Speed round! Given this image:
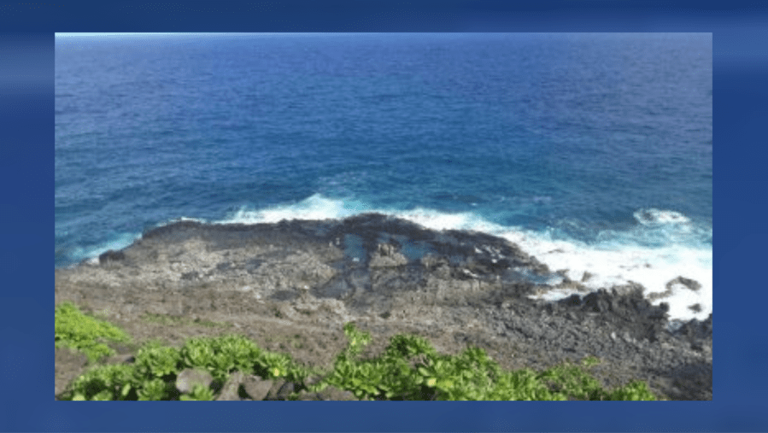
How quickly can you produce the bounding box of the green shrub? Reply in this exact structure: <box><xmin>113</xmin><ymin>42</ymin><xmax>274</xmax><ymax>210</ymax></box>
<box><xmin>55</xmin><ymin>302</ymin><xmax>130</xmax><ymax>362</ymax></box>
<box><xmin>340</xmin><ymin>322</ymin><xmax>372</xmax><ymax>359</ymax></box>
<box><xmin>134</xmin><ymin>341</ymin><xmax>182</xmax><ymax>378</ymax></box>
<box><xmin>66</xmin><ymin>364</ymin><xmax>137</xmax><ymax>401</ymax></box>
<box><xmin>489</xmin><ymin>368</ymin><xmax>564</xmax><ymax>401</ymax></box>
<box><xmin>180</xmin><ymin>334</ymin><xmax>262</xmax><ymax>381</ymax></box>
<box><xmin>323</xmin><ymin>324</ymin><xmax>391</xmax><ymax>399</ymax></box>
<box><xmin>254</xmin><ymin>351</ymin><xmax>292</xmax><ymax>379</ymax></box>
<box><xmin>314</xmin><ymin>323</ymin><xmax>658</xmax><ymax>401</ymax></box>
<box><xmin>608</xmin><ymin>380</ymin><xmax>658</xmax><ymax>401</ymax></box>
<box><xmin>215</xmin><ymin>334</ymin><xmax>263</xmax><ymax>374</ymax></box>
<box><xmin>384</xmin><ymin>333</ymin><xmax>437</xmax><ymax>359</ymax></box>
<box><xmin>179</xmin><ymin>337</ymin><xmax>217</xmax><ymax>372</ymax></box>
<box><xmin>539</xmin><ymin>362</ymin><xmax>608</xmax><ymax>400</ymax></box>
<box><xmin>137</xmin><ymin>378</ymin><xmax>171</xmax><ymax>401</ymax></box>
<box><xmin>59</xmin><ymin>314</ymin><xmax>659</xmax><ymax>401</ymax></box>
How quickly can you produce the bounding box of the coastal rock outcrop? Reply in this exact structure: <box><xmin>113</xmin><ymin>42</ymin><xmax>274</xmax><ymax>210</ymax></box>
<box><xmin>55</xmin><ymin>213</ymin><xmax>712</xmax><ymax>400</ymax></box>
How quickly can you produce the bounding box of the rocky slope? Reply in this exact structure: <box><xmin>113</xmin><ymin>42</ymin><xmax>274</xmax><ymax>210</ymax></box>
<box><xmin>55</xmin><ymin>213</ymin><xmax>712</xmax><ymax>400</ymax></box>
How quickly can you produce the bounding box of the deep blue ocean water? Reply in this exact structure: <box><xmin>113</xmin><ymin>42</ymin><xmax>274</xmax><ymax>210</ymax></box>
<box><xmin>55</xmin><ymin>33</ymin><xmax>712</xmax><ymax>321</ymax></box>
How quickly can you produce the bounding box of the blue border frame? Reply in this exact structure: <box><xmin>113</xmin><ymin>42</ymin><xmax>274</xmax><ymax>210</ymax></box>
<box><xmin>2</xmin><ymin>1</ymin><xmax>767</xmax><ymax>431</ymax></box>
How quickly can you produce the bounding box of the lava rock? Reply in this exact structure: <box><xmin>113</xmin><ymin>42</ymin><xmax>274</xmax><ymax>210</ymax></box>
<box><xmin>99</xmin><ymin>249</ymin><xmax>125</xmax><ymax>264</ymax></box>
<box><xmin>369</xmin><ymin>243</ymin><xmax>408</xmax><ymax>268</ymax></box>
<box><xmin>666</xmin><ymin>276</ymin><xmax>702</xmax><ymax>292</ymax></box>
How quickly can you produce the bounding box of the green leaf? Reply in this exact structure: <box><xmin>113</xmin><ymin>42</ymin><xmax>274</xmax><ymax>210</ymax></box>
<box><xmin>135</xmin><ymin>341</ymin><xmax>181</xmax><ymax>378</ymax></box>
<box><xmin>91</xmin><ymin>390</ymin><xmax>114</xmax><ymax>401</ymax></box>
<box><xmin>137</xmin><ymin>378</ymin><xmax>168</xmax><ymax>401</ymax></box>
<box><xmin>120</xmin><ymin>383</ymin><xmax>132</xmax><ymax>399</ymax></box>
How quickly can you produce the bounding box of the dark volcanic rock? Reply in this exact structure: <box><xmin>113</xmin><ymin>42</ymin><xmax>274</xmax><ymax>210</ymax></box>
<box><xmin>552</xmin><ymin>285</ymin><xmax>670</xmax><ymax>342</ymax></box>
<box><xmin>667</xmin><ymin>276</ymin><xmax>702</xmax><ymax>292</ymax></box>
<box><xmin>99</xmin><ymin>249</ymin><xmax>125</xmax><ymax>264</ymax></box>
<box><xmin>55</xmin><ymin>213</ymin><xmax>712</xmax><ymax>400</ymax></box>
<box><xmin>673</xmin><ymin>313</ymin><xmax>713</xmax><ymax>342</ymax></box>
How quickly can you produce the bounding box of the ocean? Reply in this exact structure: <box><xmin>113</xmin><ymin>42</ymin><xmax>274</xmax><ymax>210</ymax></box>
<box><xmin>55</xmin><ymin>33</ymin><xmax>712</xmax><ymax>322</ymax></box>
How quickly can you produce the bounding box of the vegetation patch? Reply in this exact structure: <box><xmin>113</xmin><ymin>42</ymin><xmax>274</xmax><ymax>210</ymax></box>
<box><xmin>314</xmin><ymin>323</ymin><xmax>657</xmax><ymax>401</ymax></box>
<box><xmin>55</xmin><ymin>302</ymin><xmax>130</xmax><ymax>362</ymax></box>
<box><xmin>60</xmin><ymin>332</ymin><xmax>318</xmax><ymax>401</ymax></box>
<box><xmin>58</xmin><ymin>313</ymin><xmax>657</xmax><ymax>401</ymax></box>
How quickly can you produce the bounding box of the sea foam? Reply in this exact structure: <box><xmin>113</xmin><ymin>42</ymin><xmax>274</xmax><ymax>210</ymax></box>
<box><xmin>70</xmin><ymin>194</ymin><xmax>711</xmax><ymax>322</ymax></box>
<box><xmin>214</xmin><ymin>195</ymin><xmax>712</xmax><ymax>322</ymax></box>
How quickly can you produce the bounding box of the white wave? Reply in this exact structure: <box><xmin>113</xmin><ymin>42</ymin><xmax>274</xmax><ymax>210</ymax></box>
<box><xmin>178</xmin><ymin>216</ymin><xmax>207</xmax><ymax>223</ymax></box>
<box><xmin>395</xmin><ymin>206</ymin><xmax>712</xmax><ymax>322</ymax></box>
<box><xmin>634</xmin><ymin>208</ymin><xmax>691</xmax><ymax>226</ymax></box>
<box><xmin>396</xmin><ymin>208</ymin><xmax>496</xmax><ymax>232</ymax></box>
<box><xmin>508</xmin><ymin>231</ymin><xmax>712</xmax><ymax>322</ymax></box>
<box><xmin>73</xmin><ymin>196</ymin><xmax>710</xmax><ymax>322</ymax></box>
<box><xmin>217</xmin><ymin>194</ymin><xmax>371</xmax><ymax>224</ymax></box>
<box><xmin>206</xmin><ymin>196</ymin><xmax>712</xmax><ymax>321</ymax></box>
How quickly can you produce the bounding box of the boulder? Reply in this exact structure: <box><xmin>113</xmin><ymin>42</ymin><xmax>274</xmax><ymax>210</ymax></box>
<box><xmin>316</xmin><ymin>386</ymin><xmax>357</xmax><ymax>401</ymax></box>
<box><xmin>273</xmin><ymin>381</ymin><xmax>296</xmax><ymax>400</ymax></box>
<box><xmin>296</xmin><ymin>386</ymin><xmax>358</xmax><ymax>401</ymax></box>
<box><xmin>666</xmin><ymin>276</ymin><xmax>701</xmax><ymax>292</ymax></box>
<box><xmin>176</xmin><ymin>368</ymin><xmax>213</xmax><ymax>394</ymax></box>
<box><xmin>369</xmin><ymin>243</ymin><xmax>408</xmax><ymax>268</ymax></box>
<box><xmin>265</xmin><ymin>379</ymin><xmax>288</xmax><ymax>400</ymax></box>
<box><xmin>216</xmin><ymin>371</ymin><xmax>245</xmax><ymax>401</ymax></box>
<box><xmin>241</xmin><ymin>375</ymin><xmax>273</xmax><ymax>401</ymax></box>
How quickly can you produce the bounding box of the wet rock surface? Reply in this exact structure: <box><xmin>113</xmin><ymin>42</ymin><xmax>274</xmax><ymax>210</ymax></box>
<box><xmin>55</xmin><ymin>213</ymin><xmax>712</xmax><ymax>400</ymax></box>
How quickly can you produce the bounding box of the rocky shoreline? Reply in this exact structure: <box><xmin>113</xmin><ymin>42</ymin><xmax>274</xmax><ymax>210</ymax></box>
<box><xmin>55</xmin><ymin>213</ymin><xmax>712</xmax><ymax>400</ymax></box>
